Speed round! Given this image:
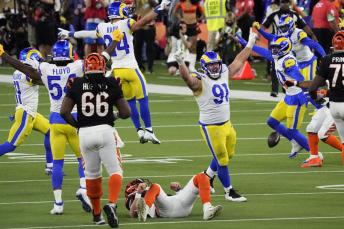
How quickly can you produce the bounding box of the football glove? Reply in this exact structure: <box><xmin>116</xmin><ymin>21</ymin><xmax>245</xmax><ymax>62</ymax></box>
<box><xmin>252</xmin><ymin>21</ymin><xmax>261</xmax><ymax>30</ymax></box>
<box><xmin>174</xmin><ymin>50</ymin><xmax>185</xmax><ymax>65</ymax></box>
<box><xmin>154</xmin><ymin>0</ymin><xmax>171</xmax><ymax>13</ymax></box>
<box><xmin>246</xmin><ymin>28</ymin><xmax>258</xmax><ymax>48</ymax></box>
<box><xmin>112</xmin><ymin>29</ymin><xmax>124</xmax><ymax>42</ymax></box>
<box><xmin>0</xmin><ymin>43</ymin><xmax>4</xmax><ymax>56</ymax></box>
<box><xmin>58</xmin><ymin>28</ymin><xmax>72</xmax><ymax>39</ymax></box>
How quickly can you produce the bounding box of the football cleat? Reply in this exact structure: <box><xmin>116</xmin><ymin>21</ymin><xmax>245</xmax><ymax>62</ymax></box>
<box><xmin>137</xmin><ymin>128</ymin><xmax>147</xmax><ymax>144</ymax></box>
<box><xmin>225</xmin><ymin>189</ymin><xmax>247</xmax><ymax>202</ymax></box>
<box><xmin>93</xmin><ymin>213</ymin><xmax>106</xmax><ymax>225</ymax></box>
<box><xmin>301</xmin><ymin>156</ymin><xmax>323</xmax><ymax>168</ymax></box>
<box><xmin>76</xmin><ymin>188</ymin><xmax>92</xmax><ymax>213</ymax></box>
<box><xmin>103</xmin><ymin>203</ymin><xmax>119</xmax><ymax>228</ymax></box>
<box><xmin>267</xmin><ymin>131</ymin><xmax>280</xmax><ymax>148</ymax></box>
<box><xmin>143</xmin><ymin>129</ymin><xmax>161</xmax><ymax>144</ymax></box>
<box><xmin>288</xmin><ymin>141</ymin><xmax>303</xmax><ymax>158</ymax></box>
<box><xmin>203</xmin><ymin>205</ymin><xmax>223</xmax><ymax>220</ymax></box>
<box><xmin>137</xmin><ymin>198</ymin><xmax>149</xmax><ymax>222</ymax></box>
<box><xmin>50</xmin><ymin>202</ymin><xmax>64</xmax><ymax>215</ymax></box>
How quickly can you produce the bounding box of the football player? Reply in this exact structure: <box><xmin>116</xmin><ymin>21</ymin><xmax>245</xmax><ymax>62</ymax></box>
<box><xmin>237</xmin><ymin>35</ymin><xmax>310</xmax><ymax>158</ymax></box>
<box><xmin>60</xmin><ymin>52</ymin><xmax>130</xmax><ymax>227</ymax></box>
<box><xmin>58</xmin><ymin>0</ymin><xmax>171</xmax><ymax>144</ymax></box>
<box><xmin>0</xmin><ymin>48</ymin><xmax>53</xmax><ymax>175</ymax></box>
<box><xmin>173</xmin><ymin>29</ymin><xmax>259</xmax><ymax>202</ymax></box>
<box><xmin>125</xmin><ymin>172</ymin><xmax>222</xmax><ymax>221</ymax></box>
<box><xmin>308</xmin><ymin>31</ymin><xmax>344</xmax><ymax>164</ymax></box>
<box><xmin>0</xmin><ymin>30</ymin><xmax>122</xmax><ymax>215</ymax></box>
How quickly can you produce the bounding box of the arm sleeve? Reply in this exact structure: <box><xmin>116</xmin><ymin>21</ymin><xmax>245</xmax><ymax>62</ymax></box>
<box><xmin>74</xmin><ymin>30</ymin><xmax>99</xmax><ymax>39</ymax></box>
<box><xmin>283</xmin><ymin>58</ymin><xmax>304</xmax><ymax>81</ymax></box>
<box><xmin>300</xmin><ymin>37</ymin><xmax>326</xmax><ymax>58</ymax></box>
<box><xmin>258</xmin><ymin>28</ymin><xmax>276</xmax><ymax>42</ymax></box>
<box><xmin>262</xmin><ymin>14</ymin><xmax>273</xmax><ymax>28</ymax></box>
<box><xmin>236</xmin><ymin>35</ymin><xmax>273</xmax><ymax>61</ymax></box>
<box><xmin>65</xmin><ymin>78</ymin><xmax>77</xmax><ymax>101</ymax></box>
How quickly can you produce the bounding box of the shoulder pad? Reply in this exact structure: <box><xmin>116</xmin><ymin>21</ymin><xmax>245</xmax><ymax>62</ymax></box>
<box><xmin>128</xmin><ymin>18</ymin><xmax>136</xmax><ymax>30</ymax></box>
<box><xmin>283</xmin><ymin>57</ymin><xmax>297</xmax><ymax>69</ymax></box>
<box><xmin>298</xmin><ymin>31</ymin><xmax>307</xmax><ymax>41</ymax></box>
<box><xmin>190</xmin><ymin>71</ymin><xmax>204</xmax><ymax>80</ymax></box>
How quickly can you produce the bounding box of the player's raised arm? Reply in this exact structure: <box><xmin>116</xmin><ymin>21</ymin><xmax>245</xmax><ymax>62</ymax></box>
<box><xmin>0</xmin><ymin>44</ymin><xmax>41</xmax><ymax>81</ymax></box>
<box><xmin>101</xmin><ymin>29</ymin><xmax>124</xmax><ymax>61</ymax></box>
<box><xmin>58</xmin><ymin>28</ymin><xmax>98</xmax><ymax>40</ymax></box>
<box><xmin>130</xmin><ymin>0</ymin><xmax>170</xmax><ymax>33</ymax></box>
<box><xmin>228</xmin><ymin>30</ymin><xmax>258</xmax><ymax>78</ymax></box>
<box><xmin>174</xmin><ymin>50</ymin><xmax>202</xmax><ymax>93</ymax></box>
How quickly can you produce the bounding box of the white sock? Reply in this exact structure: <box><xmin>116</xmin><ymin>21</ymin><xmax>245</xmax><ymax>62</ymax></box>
<box><xmin>205</xmin><ymin>167</ymin><xmax>217</xmax><ymax>178</ymax></box>
<box><xmin>46</xmin><ymin>163</ymin><xmax>53</xmax><ymax>168</ymax></box>
<box><xmin>53</xmin><ymin>189</ymin><xmax>63</xmax><ymax>204</ymax></box>
<box><xmin>80</xmin><ymin>177</ymin><xmax>86</xmax><ymax>189</ymax></box>
<box><xmin>203</xmin><ymin>202</ymin><xmax>211</xmax><ymax>211</ymax></box>
<box><xmin>188</xmin><ymin>53</ymin><xmax>197</xmax><ymax>72</ymax></box>
<box><xmin>224</xmin><ymin>186</ymin><xmax>232</xmax><ymax>193</ymax></box>
<box><xmin>145</xmin><ymin>127</ymin><xmax>153</xmax><ymax>132</ymax></box>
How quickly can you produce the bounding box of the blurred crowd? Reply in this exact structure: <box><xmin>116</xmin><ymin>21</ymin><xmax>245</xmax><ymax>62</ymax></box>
<box><xmin>0</xmin><ymin>0</ymin><xmax>344</xmax><ymax>74</ymax></box>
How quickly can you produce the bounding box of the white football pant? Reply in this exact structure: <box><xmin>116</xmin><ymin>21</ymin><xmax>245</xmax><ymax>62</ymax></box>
<box><xmin>329</xmin><ymin>102</ymin><xmax>344</xmax><ymax>143</ymax></box>
<box><xmin>306</xmin><ymin>106</ymin><xmax>335</xmax><ymax>139</ymax></box>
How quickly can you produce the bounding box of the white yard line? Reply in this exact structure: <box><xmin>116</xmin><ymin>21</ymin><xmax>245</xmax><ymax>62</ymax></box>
<box><xmin>4</xmin><ymin>216</ymin><xmax>344</xmax><ymax>229</ymax></box>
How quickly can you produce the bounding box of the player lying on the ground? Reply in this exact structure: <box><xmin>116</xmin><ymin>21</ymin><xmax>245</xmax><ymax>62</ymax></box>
<box><xmin>125</xmin><ymin>172</ymin><xmax>222</xmax><ymax>222</ymax></box>
<box><xmin>0</xmin><ymin>47</ymin><xmax>53</xmax><ymax>175</ymax></box>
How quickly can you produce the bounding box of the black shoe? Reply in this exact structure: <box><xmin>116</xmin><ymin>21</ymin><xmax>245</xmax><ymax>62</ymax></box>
<box><xmin>93</xmin><ymin>212</ymin><xmax>106</xmax><ymax>225</ymax></box>
<box><xmin>103</xmin><ymin>204</ymin><xmax>119</xmax><ymax>228</ymax></box>
<box><xmin>270</xmin><ymin>92</ymin><xmax>278</xmax><ymax>97</ymax></box>
<box><xmin>225</xmin><ymin>189</ymin><xmax>247</xmax><ymax>202</ymax></box>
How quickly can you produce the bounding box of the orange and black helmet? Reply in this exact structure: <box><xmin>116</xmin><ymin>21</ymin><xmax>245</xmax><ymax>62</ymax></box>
<box><xmin>84</xmin><ymin>53</ymin><xmax>106</xmax><ymax>74</ymax></box>
<box><xmin>332</xmin><ymin>31</ymin><xmax>344</xmax><ymax>51</ymax></box>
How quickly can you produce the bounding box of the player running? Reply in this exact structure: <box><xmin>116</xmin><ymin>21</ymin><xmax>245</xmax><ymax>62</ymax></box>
<box><xmin>0</xmin><ymin>30</ymin><xmax>122</xmax><ymax>214</ymax></box>
<box><xmin>0</xmin><ymin>48</ymin><xmax>53</xmax><ymax>175</ymax></box>
<box><xmin>173</xmin><ymin>29</ymin><xmax>258</xmax><ymax>202</ymax></box>
<box><xmin>58</xmin><ymin>0</ymin><xmax>170</xmax><ymax>144</ymax></box>
<box><xmin>125</xmin><ymin>172</ymin><xmax>222</xmax><ymax>221</ymax></box>
<box><xmin>60</xmin><ymin>53</ymin><xmax>130</xmax><ymax>227</ymax></box>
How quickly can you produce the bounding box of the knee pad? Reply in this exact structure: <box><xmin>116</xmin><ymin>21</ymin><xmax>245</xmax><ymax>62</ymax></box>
<box><xmin>267</xmin><ymin>117</ymin><xmax>280</xmax><ymax>129</ymax></box>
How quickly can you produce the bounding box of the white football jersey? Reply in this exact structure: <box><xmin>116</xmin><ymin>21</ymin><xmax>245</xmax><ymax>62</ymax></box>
<box><xmin>194</xmin><ymin>64</ymin><xmax>230</xmax><ymax>125</ymax></box>
<box><xmin>275</xmin><ymin>54</ymin><xmax>303</xmax><ymax>96</ymax></box>
<box><xmin>290</xmin><ymin>28</ymin><xmax>314</xmax><ymax>63</ymax></box>
<box><xmin>12</xmin><ymin>70</ymin><xmax>39</xmax><ymax>117</ymax></box>
<box><xmin>96</xmin><ymin>19</ymin><xmax>138</xmax><ymax>69</ymax></box>
<box><xmin>39</xmin><ymin>60</ymin><xmax>83</xmax><ymax>113</ymax></box>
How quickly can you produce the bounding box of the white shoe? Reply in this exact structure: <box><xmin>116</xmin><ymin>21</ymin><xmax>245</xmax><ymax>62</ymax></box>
<box><xmin>137</xmin><ymin>198</ymin><xmax>149</xmax><ymax>222</ymax></box>
<box><xmin>288</xmin><ymin>141</ymin><xmax>303</xmax><ymax>158</ymax></box>
<box><xmin>50</xmin><ymin>202</ymin><xmax>64</xmax><ymax>215</ymax></box>
<box><xmin>225</xmin><ymin>189</ymin><xmax>247</xmax><ymax>202</ymax></box>
<box><xmin>143</xmin><ymin>129</ymin><xmax>161</xmax><ymax>144</ymax></box>
<box><xmin>76</xmin><ymin>188</ymin><xmax>92</xmax><ymax>213</ymax></box>
<box><xmin>203</xmin><ymin>205</ymin><xmax>223</xmax><ymax>220</ymax></box>
<box><xmin>137</xmin><ymin>128</ymin><xmax>147</xmax><ymax>144</ymax></box>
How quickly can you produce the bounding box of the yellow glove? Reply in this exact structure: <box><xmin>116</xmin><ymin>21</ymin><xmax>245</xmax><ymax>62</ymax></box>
<box><xmin>0</xmin><ymin>44</ymin><xmax>4</xmax><ymax>57</ymax></box>
<box><xmin>339</xmin><ymin>18</ymin><xmax>344</xmax><ymax>30</ymax></box>
<box><xmin>252</xmin><ymin>21</ymin><xmax>261</xmax><ymax>30</ymax></box>
<box><xmin>112</xmin><ymin>29</ymin><xmax>124</xmax><ymax>42</ymax></box>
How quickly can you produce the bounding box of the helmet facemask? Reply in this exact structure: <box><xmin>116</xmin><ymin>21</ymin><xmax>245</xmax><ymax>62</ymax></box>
<box><xmin>204</xmin><ymin>62</ymin><xmax>222</xmax><ymax>80</ymax></box>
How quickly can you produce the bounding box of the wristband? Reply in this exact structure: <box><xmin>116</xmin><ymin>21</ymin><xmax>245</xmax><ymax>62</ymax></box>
<box><xmin>135</xmin><ymin>193</ymin><xmax>142</xmax><ymax>199</ymax></box>
<box><xmin>153</xmin><ymin>5</ymin><xmax>161</xmax><ymax>14</ymax></box>
<box><xmin>68</xmin><ymin>32</ymin><xmax>75</xmax><ymax>38</ymax></box>
<box><xmin>101</xmin><ymin>51</ymin><xmax>111</xmax><ymax>62</ymax></box>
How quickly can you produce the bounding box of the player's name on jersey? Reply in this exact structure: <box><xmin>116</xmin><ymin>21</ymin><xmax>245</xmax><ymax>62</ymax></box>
<box><xmin>332</xmin><ymin>57</ymin><xmax>344</xmax><ymax>62</ymax></box>
<box><xmin>52</xmin><ymin>67</ymin><xmax>71</xmax><ymax>75</ymax></box>
<box><xmin>13</xmin><ymin>73</ymin><xmax>22</xmax><ymax>80</ymax></box>
<box><xmin>106</xmin><ymin>25</ymin><xmax>120</xmax><ymax>34</ymax></box>
<box><xmin>82</xmin><ymin>83</ymin><xmax>109</xmax><ymax>90</ymax></box>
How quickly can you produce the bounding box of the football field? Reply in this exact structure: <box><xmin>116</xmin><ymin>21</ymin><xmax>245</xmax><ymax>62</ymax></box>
<box><xmin>1</xmin><ymin>63</ymin><xmax>344</xmax><ymax>229</ymax></box>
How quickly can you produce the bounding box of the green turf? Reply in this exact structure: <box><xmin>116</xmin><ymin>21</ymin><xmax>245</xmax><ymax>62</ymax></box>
<box><xmin>0</xmin><ymin>62</ymin><xmax>344</xmax><ymax>229</ymax></box>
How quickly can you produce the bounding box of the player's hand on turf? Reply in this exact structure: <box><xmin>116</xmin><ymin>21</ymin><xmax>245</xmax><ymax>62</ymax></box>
<box><xmin>252</xmin><ymin>21</ymin><xmax>261</xmax><ymax>30</ymax></box>
<box><xmin>58</xmin><ymin>28</ymin><xmax>70</xmax><ymax>39</ymax></box>
<box><xmin>112</xmin><ymin>29</ymin><xmax>124</xmax><ymax>42</ymax></box>
<box><xmin>170</xmin><ymin>182</ymin><xmax>182</xmax><ymax>192</ymax></box>
<box><xmin>0</xmin><ymin>43</ymin><xmax>4</xmax><ymax>56</ymax></box>
<box><xmin>174</xmin><ymin>50</ymin><xmax>185</xmax><ymax>65</ymax></box>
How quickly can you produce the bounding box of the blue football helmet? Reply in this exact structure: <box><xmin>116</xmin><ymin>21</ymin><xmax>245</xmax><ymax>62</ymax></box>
<box><xmin>277</xmin><ymin>14</ymin><xmax>295</xmax><ymax>36</ymax></box>
<box><xmin>270</xmin><ymin>36</ymin><xmax>292</xmax><ymax>58</ymax></box>
<box><xmin>200</xmin><ymin>51</ymin><xmax>222</xmax><ymax>79</ymax></box>
<box><xmin>108</xmin><ymin>1</ymin><xmax>129</xmax><ymax>19</ymax></box>
<box><xmin>19</xmin><ymin>47</ymin><xmax>43</xmax><ymax>62</ymax></box>
<box><xmin>52</xmin><ymin>40</ymin><xmax>74</xmax><ymax>61</ymax></box>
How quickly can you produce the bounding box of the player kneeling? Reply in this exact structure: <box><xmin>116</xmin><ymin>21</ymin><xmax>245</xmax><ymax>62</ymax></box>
<box><xmin>125</xmin><ymin>172</ymin><xmax>223</xmax><ymax>222</ymax></box>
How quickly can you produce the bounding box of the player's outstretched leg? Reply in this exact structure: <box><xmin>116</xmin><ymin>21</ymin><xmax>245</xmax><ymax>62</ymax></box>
<box><xmin>86</xmin><ymin>177</ymin><xmax>106</xmax><ymax>225</ymax></box>
<box><xmin>44</xmin><ymin>130</ymin><xmax>53</xmax><ymax>175</ymax></box>
<box><xmin>51</xmin><ymin>159</ymin><xmax>64</xmax><ymax>215</ymax></box>
<box><xmin>288</xmin><ymin>129</ymin><xmax>310</xmax><ymax>158</ymax></box>
<box><xmin>0</xmin><ymin>142</ymin><xmax>16</xmax><ymax>156</ymax></box>
<box><xmin>76</xmin><ymin>157</ymin><xmax>92</xmax><ymax>213</ymax></box>
<box><xmin>138</xmin><ymin>97</ymin><xmax>160</xmax><ymax>144</ymax></box>
<box><xmin>127</xmin><ymin>98</ymin><xmax>145</xmax><ymax>143</ymax></box>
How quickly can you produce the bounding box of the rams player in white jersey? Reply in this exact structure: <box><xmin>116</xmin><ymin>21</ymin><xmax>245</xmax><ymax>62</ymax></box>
<box><xmin>58</xmin><ymin>0</ymin><xmax>170</xmax><ymax>144</ymax></box>
<box><xmin>174</xmin><ymin>29</ymin><xmax>258</xmax><ymax>202</ymax></box>
<box><xmin>237</xmin><ymin>35</ymin><xmax>310</xmax><ymax>158</ymax></box>
<box><xmin>0</xmin><ymin>48</ymin><xmax>53</xmax><ymax>174</ymax></box>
